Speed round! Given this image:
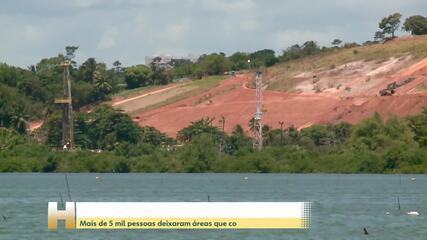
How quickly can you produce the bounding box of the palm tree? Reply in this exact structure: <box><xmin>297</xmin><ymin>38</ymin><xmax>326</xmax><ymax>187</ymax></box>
<box><xmin>10</xmin><ymin>108</ymin><xmax>27</xmax><ymax>134</ymax></box>
<box><xmin>177</xmin><ymin>117</ymin><xmax>218</xmax><ymax>143</ymax></box>
<box><xmin>249</xmin><ymin>117</ymin><xmax>256</xmax><ymax>133</ymax></box>
<box><xmin>27</xmin><ymin>65</ymin><xmax>36</xmax><ymax>72</ymax></box>
<box><xmin>232</xmin><ymin>124</ymin><xmax>245</xmax><ymax>136</ymax></box>
<box><xmin>287</xmin><ymin>126</ymin><xmax>299</xmax><ymax>144</ymax></box>
<box><xmin>112</xmin><ymin>60</ymin><xmax>122</xmax><ymax>73</ymax></box>
<box><xmin>80</xmin><ymin>58</ymin><xmax>97</xmax><ymax>83</ymax></box>
<box><xmin>94</xmin><ymin>70</ymin><xmax>112</xmax><ymax>94</ymax></box>
<box><xmin>262</xmin><ymin>125</ymin><xmax>274</xmax><ymax>146</ymax></box>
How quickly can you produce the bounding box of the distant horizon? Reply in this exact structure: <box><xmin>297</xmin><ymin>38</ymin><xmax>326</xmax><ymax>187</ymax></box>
<box><xmin>1</xmin><ymin>0</ymin><xmax>425</xmax><ymax>68</ymax></box>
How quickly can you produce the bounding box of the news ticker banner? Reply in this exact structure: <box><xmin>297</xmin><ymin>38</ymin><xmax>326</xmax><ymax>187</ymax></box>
<box><xmin>48</xmin><ymin>202</ymin><xmax>311</xmax><ymax>230</ymax></box>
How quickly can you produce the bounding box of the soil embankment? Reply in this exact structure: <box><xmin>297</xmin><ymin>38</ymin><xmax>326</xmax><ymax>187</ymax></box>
<box><xmin>131</xmin><ymin>56</ymin><xmax>427</xmax><ymax>137</ymax></box>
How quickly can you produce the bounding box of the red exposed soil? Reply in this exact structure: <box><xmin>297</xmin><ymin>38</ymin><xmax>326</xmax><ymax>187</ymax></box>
<box><xmin>28</xmin><ymin>120</ymin><xmax>43</xmax><ymax>131</ymax></box>
<box><xmin>136</xmin><ymin>58</ymin><xmax>427</xmax><ymax>137</ymax></box>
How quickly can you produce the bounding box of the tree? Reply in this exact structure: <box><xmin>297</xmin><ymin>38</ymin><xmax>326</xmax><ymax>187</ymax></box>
<box><xmin>280</xmin><ymin>44</ymin><xmax>303</xmax><ymax>62</ymax></box>
<box><xmin>124</xmin><ymin>65</ymin><xmax>153</xmax><ymax>89</ymax></box>
<box><xmin>94</xmin><ymin>70</ymin><xmax>112</xmax><ymax>94</ymax></box>
<box><xmin>65</xmin><ymin>46</ymin><xmax>79</xmax><ymax>68</ymax></box>
<box><xmin>35</xmin><ymin>54</ymin><xmax>67</xmax><ymax>92</ymax></box>
<box><xmin>408</xmin><ymin>109</ymin><xmax>427</xmax><ymax>147</ymax></box>
<box><xmin>286</xmin><ymin>126</ymin><xmax>299</xmax><ymax>145</ymax></box>
<box><xmin>77</xmin><ymin>59</ymin><xmax>112</xmax><ymax>97</ymax></box>
<box><xmin>302</xmin><ymin>41</ymin><xmax>320</xmax><ymax>55</ymax></box>
<box><xmin>65</xmin><ymin>46</ymin><xmax>79</xmax><ymax>60</ymax></box>
<box><xmin>177</xmin><ymin>117</ymin><xmax>223</xmax><ymax>143</ymax></box>
<box><xmin>351</xmin><ymin>113</ymin><xmax>385</xmax><ymax>151</ymax></box>
<box><xmin>79</xmin><ymin>58</ymin><xmax>98</xmax><ymax>83</ymax></box>
<box><xmin>10</xmin><ymin>107</ymin><xmax>27</xmax><ymax>134</ymax></box>
<box><xmin>374</xmin><ymin>31</ymin><xmax>385</xmax><ymax>42</ymax></box>
<box><xmin>0</xmin><ymin>128</ymin><xmax>27</xmax><ymax>150</ymax></box>
<box><xmin>379</xmin><ymin>13</ymin><xmax>402</xmax><ymax>38</ymax></box>
<box><xmin>331</xmin><ymin>122</ymin><xmax>352</xmax><ymax>143</ymax></box>
<box><xmin>331</xmin><ymin>39</ymin><xmax>342</xmax><ymax>47</ymax></box>
<box><xmin>112</xmin><ymin>60</ymin><xmax>122</xmax><ymax>73</ymax></box>
<box><xmin>84</xmin><ymin>106</ymin><xmax>141</xmax><ymax>150</ymax></box>
<box><xmin>150</xmin><ymin>64</ymin><xmax>172</xmax><ymax>85</ymax></box>
<box><xmin>402</xmin><ymin>15</ymin><xmax>427</xmax><ymax>35</ymax></box>
<box><xmin>249</xmin><ymin>49</ymin><xmax>278</xmax><ymax>67</ymax></box>
<box><xmin>91</xmin><ymin>63</ymin><xmax>110</xmax><ymax>89</ymax></box>
<box><xmin>44</xmin><ymin>111</ymin><xmax>63</xmax><ymax>148</ymax></box>
<box><xmin>301</xmin><ymin>125</ymin><xmax>332</xmax><ymax>146</ymax></box>
<box><xmin>262</xmin><ymin>125</ymin><xmax>274</xmax><ymax>146</ymax></box>
<box><xmin>349</xmin><ymin>113</ymin><xmax>414</xmax><ymax>151</ymax></box>
<box><xmin>198</xmin><ymin>53</ymin><xmax>232</xmax><ymax>75</ymax></box>
<box><xmin>27</xmin><ymin>65</ymin><xmax>36</xmax><ymax>73</ymax></box>
<box><xmin>249</xmin><ymin>117</ymin><xmax>256</xmax><ymax>133</ymax></box>
<box><xmin>179</xmin><ymin>133</ymin><xmax>217</xmax><ymax>172</ymax></box>
<box><xmin>229</xmin><ymin>52</ymin><xmax>250</xmax><ymax>70</ymax></box>
<box><xmin>171</xmin><ymin>60</ymin><xmax>197</xmax><ymax>79</ymax></box>
<box><xmin>140</xmin><ymin>126</ymin><xmax>174</xmax><ymax>146</ymax></box>
<box><xmin>280</xmin><ymin>41</ymin><xmax>320</xmax><ymax>62</ymax></box>
<box><xmin>227</xmin><ymin>124</ymin><xmax>252</xmax><ymax>154</ymax></box>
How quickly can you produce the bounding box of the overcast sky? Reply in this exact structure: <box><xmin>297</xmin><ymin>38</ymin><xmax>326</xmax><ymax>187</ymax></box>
<box><xmin>1</xmin><ymin>0</ymin><xmax>426</xmax><ymax>67</ymax></box>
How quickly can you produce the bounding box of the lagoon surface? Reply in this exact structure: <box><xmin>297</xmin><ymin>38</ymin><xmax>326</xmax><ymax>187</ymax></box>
<box><xmin>0</xmin><ymin>173</ymin><xmax>426</xmax><ymax>240</ymax></box>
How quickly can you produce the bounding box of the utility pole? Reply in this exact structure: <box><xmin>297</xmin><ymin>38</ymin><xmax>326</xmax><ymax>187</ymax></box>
<box><xmin>279</xmin><ymin>121</ymin><xmax>284</xmax><ymax>145</ymax></box>
<box><xmin>55</xmin><ymin>61</ymin><xmax>73</xmax><ymax>150</ymax></box>
<box><xmin>253</xmin><ymin>71</ymin><xmax>263</xmax><ymax>150</ymax></box>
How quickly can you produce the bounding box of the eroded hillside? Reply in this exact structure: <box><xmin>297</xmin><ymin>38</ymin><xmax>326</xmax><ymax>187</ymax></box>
<box><xmin>112</xmin><ymin>36</ymin><xmax>427</xmax><ymax>136</ymax></box>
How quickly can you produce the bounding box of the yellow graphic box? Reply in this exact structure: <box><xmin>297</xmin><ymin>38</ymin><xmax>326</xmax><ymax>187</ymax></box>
<box><xmin>48</xmin><ymin>202</ymin><xmax>311</xmax><ymax>230</ymax></box>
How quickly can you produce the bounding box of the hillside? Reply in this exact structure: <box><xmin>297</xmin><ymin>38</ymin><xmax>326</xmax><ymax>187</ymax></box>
<box><xmin>114</xmin><ymin>36</ymin><xmax>427</xmax><ymax>137</ymax></box>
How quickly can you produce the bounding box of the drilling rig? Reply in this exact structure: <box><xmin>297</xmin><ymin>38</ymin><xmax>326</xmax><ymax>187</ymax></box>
<box><xmin>253</xmin><ymin>71</ymin><xmax>263</xmax><ymax>150</ymax></box>
<box><xmin>54</xmin><ymin>61</ymin><xmax>73</xmax><ymax>150</ymax></box>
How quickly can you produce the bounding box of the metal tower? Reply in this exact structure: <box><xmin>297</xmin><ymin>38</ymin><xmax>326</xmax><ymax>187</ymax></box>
<box><xmin>55</xmin><ymin>61</ymin><xmax>74</xmax><ymax>150</ymax></box>
<box><xmin>253</xmin><ymin>71</ymin><xmax>263</xmax><ymax>150</ymax></box>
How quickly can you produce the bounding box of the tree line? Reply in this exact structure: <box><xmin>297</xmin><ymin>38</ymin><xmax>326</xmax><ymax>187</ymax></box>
<box><xmin>1</xmin><ymin>105</ymin><xmax>427</xmax><ymax>173</ymax></box>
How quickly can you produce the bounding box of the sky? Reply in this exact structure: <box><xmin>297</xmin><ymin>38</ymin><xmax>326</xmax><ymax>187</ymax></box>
<box><xmin>1</xmin><ymin>0</ymin><xmax>426</xmax><ymax>68</ymax></box>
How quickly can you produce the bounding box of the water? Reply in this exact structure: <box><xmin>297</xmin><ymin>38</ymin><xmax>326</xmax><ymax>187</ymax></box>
<box><xmin>0</xmin><ymin>173</ymin><xmax>426</xmax><ymax>239</ymax></box>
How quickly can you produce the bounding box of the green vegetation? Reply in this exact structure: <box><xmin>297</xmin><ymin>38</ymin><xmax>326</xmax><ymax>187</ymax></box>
<box><xmin>134</xmin><ymin>75</ymin><xmax>226</xmax><ymax>114</ymax></box>
<box><xmin>124</xmin><ymin>65</ymin><xmax>156</xmax><ymax>89</ymax></box>
<box><xmin>379</xmin><ymin>13</ymin><xmax>402</xmax><ymax>38</ymax></box>
<box><xmin>2</xmin><ymin>109</ymin><xmax>427</xmax><ymax>173</ymax></box>
<box><xmin>403</xmin><ymin>15</ymin><xmax>427</xmax><ymax>35</ymax></box>
<box><xmin>171</xmin><ymin>50</ymin><xmax>279</xmax><ymax>80</ymax></box>
<box><xmin>378</xmin><ymin>13</ymin><xmax>427</xmax><ymax>38</ymax></box>
<box><xmin>1</xmin><ymin>12</ymin><xmax>427</xmax><ymax>173</ymax></box>
<box><xmin>0</xmin><ymin>47</ymin><xmax>125</xmax><ymax>133</ymax></box>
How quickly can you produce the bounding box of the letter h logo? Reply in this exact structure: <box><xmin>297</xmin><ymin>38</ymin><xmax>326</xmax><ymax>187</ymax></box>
<box><xmin>48</xmin><ymin>202</ymin><xmax>76</xmax><ymax>229</ymax></box>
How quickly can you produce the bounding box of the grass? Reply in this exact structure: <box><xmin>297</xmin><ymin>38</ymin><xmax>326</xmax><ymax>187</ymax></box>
<box><xmin>267</xmin><ymin>35</ymin><xmax>427</xmax><ymax>91</ymax></box>
<box><xmin>112</xmin><ymin>84</ymin><xmax>167</xmax><ymax>98</ymax></box>
<box><xmin>130</xmin><ymin>75</ymin><xmax>227</xmax><ymax>114</ymax></box>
